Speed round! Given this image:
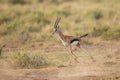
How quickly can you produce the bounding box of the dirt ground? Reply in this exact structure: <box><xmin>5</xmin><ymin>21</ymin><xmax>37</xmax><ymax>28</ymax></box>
<box><xmin>0</xmin><ymin>42</ymin><xmax>120</xmax><ymax>80</ymax></box>
<box><xmin>0</xmin><ymin>63</ymin><xmax>120</xmax><ymax>80</ymax></box>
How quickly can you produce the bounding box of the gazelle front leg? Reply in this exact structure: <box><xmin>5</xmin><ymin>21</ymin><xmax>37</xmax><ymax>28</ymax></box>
<box><xmin>69</xmin><ymin>45</ymin><xmax>79</xmax><ymax>63</ymax></box>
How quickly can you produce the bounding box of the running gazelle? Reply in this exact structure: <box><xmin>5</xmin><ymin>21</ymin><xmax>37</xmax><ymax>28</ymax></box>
<box><xmin>53</xmin><ymin>17</ymin><xmax>95</xmax><ymax>62</ymax></box>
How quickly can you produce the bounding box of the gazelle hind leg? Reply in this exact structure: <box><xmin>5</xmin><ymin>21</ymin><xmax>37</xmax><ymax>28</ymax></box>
<box><xmin>76</xmin><ymin>43</ymin><xmax>95</xmax><ymax>62</ymax></box>
<box><xmin>69</xmin><ymin>45</ymin><xmax>79</xmax><ymax>63</ymax></box>
<box><xmin>64</xmin><ymin>46</ymin><xmax>78</xmax><ymax>65</ymax></box>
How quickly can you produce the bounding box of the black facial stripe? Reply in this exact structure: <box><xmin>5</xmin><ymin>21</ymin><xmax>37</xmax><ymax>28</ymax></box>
<box><xmin>70</xmin><ymin>39</ymin><xmax>79</xmax><ymax>43</ymax></box>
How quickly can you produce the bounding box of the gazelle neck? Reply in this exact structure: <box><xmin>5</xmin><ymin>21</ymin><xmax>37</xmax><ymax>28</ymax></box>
<box><xmin>56</xmin><ymin>30</ymin><xmax>66</xmax><ymax>42</ymax></box>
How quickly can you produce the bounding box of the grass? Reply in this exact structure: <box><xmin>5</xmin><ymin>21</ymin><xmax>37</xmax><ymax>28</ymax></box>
<box><xmin>92</xmin><ymin>9</ymin><xmax>103</xmax><ymax>20</ymax></box>
<box><xmin>0</xmin><ymin>0</ymin><xmax>120</xmax><ymax>46</ymax></box>
<box><xmin>9</xmin><ymin>51</ymin><xmax>51</xmax><ymax>68</ymax></box>
<box><xmin>52</xmin><ymin>9</ymin><xmax>72</xmax><ymax>17</ymax></box>
<box><xmin>91</xmin><ymin>25</ymin><xmax>110</xmax><ymax>37</ymax></box>
<box><xmin>101</xmin><ymin>27</ymin><xmax>120</xmax><ymax>40</ymax></box>
<box><xmin>0</xmin><ymin>0</ymin><xmax>120</xmax><ymax>68</ymax></box>
<box><xmin>91</xmin><ymin>25</ymin><xmax>120</xmax><ymax>40</ymax></box>
<box><xmin>8</xmin><ymin>50</ymin><xmax>70</xmax><ymax>68</ymax></box>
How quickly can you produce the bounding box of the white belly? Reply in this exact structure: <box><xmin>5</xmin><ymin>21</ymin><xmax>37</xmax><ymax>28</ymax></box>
<box><xmin>62</xmin><ymin>41</ymin><xmax>79</xmax><ymax>46</ymax></box>
<box><xmin>71</xmin><ymin>41</ymin><xmax>79</xmax><ymax>45</ymax></box>
<box><xmin>62</xmin><ymin>41</ymin><xmax>69</xmax><ymax>46</ymax></box>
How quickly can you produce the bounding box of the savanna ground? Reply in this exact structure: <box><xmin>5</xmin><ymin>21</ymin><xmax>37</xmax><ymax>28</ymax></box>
<box><xmin>0</xmin><ymin>0</ymin><xmax>120</xmax><ymax>80</ymax></box>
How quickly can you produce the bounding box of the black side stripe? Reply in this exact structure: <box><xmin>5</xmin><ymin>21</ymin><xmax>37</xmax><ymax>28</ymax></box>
<box><xmin>70</xmin><ymin>39</ymin><xmax>79</xmax><ymax>43</ymax></box>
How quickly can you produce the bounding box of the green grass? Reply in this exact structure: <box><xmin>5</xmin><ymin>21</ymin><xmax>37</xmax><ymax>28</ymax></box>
<box><xmin>0</xmin><ymin>0</ymin><xmax>120</xmax><ymax>45</ymax></box>
<box><xmin>8</xmin><ymin>50</ymin><xmax>70</xmax><ymax>68</ymax></box>
<box><xmin>52</xmin><ymin>9</ymin><xmax>72</xmax><ymax>17</ymax></box>
<box><xmin>101</xmin><ymin>27</ymin><xmax>120</xmax><ymax>40</ymax></box>
<box><xmin>0</xmin><ymin>0</ymin><xmax>120</xmax><ymax>70</ymax></box>
<box><xmin>91</xmin><ymin>25</ymin><xmax>110</xmax><ymax>37</ymax></box>
<box><xmin>9</xmin><ymin>51</ymin><xmax>51</xmax><ymax>68</ymax></box>
<box><xmin>91</xmin><ymin>25</ymin><xmax>120</xmax><ymax>40</ymax></box>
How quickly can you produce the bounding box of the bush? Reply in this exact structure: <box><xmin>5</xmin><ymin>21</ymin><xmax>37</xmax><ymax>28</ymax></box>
<box><xmin>53</xmin><ymin>10</ymin><xmax>71</xmax><ymax>17</ymax></box>
<box><xmin>29</xmin><ymin>12</ymin><xmax>50</xmax><ymax>26</ymax></box>
<box><xmin>10</xmin><ymin>52</ymin><xmax>30</xmax><ymax>68</ymax></box>
<box><xmin>29</xmin><ymin>53</ymin><xmax>49</xmax><ymax>68</ymax></box>
<box><xmin>0</xmin><ymin>13</ymin><xmax>12</xmax><ymax>24</ymax></box>
<box><xmin>85</xmin><ymin>9</ymin><xmax>103</xmax><ymax>20</ymax></box>
<box><xmin>19</xmin><ymin>31</ymin><xmax>30</xmax><ymax>44</ymax></box>
<box><xmin>50</xmin><ymin>0</ymin><xmax>74</xmax><ymax>5</ymax></box>
<box><xmin>92</xmin><ymin>25</ymin><xmax>120</xmax><ymax>40</ymax></box>
<box><xmin>8</xmin><ymin>0</ymin><xmax>27</xmax><ymax>4</ymax></box>
<box><xmin>28</xmin><ymin>26</ymin><xmax>41</xmax><ymax>32</ymax></box>
<box><xmin>92</xmin><ymin>9</ymin><xmax>103</xmax><ymax>20</ymax></box>
<box><xmin>92</xmin><ymin>25</ymin><xmax>110</xmax><ymax>37</ymax></box>
<box><xmin>0</xmin><ymin>22</ymin><xmax>18</xmax><ymax>36</ymax></box>
<box><xmin>10</xmin><ymin>52</ymin><xmax>50</xmax><ymax>68</ymax></box>
<box><xmin>37</xmin><ymin>0</ymin><xmax>44</xmax><ymax>3</ymax></box>
<box><xmin>102</xmin><ymin>27</ymin><xmax>120</xmax><ymax>40</ymax></box>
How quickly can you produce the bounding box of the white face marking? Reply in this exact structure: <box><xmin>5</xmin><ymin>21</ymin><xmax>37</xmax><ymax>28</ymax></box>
<box><xmin>71</xmin><ymin>41</ymin><xmax>79</xmax><ymax>46</ymax></box>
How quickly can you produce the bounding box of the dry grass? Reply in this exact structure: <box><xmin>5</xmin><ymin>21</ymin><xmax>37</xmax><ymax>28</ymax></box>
<box><xmin>0</xmin><ymin>42</ymin><xmax>120</xmax><ymax>80</ymax></box>
<box><xmin>0</xmin><ymin>0</ymin><xmax>120</xmax><ymax>80</ymax></box>
<box><xmin>0</xmin><ymin>0</ymin><xmax>120</xmax><ymax>46</ymax></box>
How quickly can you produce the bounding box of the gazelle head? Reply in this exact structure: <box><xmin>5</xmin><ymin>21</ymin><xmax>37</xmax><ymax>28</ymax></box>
<box><xmin>53</xmin><ymin>17</ymin><xmax>61</xmax><ymax>34</ymax></box>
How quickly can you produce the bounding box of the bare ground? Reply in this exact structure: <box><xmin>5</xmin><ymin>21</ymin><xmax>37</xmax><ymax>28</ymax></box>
<box><xmin>0</xmin><ymin>63</ymin><xmax>120</xmax><ymax>80</ymax></box>
<box><xmin>0</xmin><ymin>42</ymin><xmax>120</xmax><ymax>80</ymax></box>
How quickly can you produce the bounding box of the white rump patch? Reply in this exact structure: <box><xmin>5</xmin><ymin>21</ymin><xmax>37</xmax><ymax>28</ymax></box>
<box><xmin>71</xmin><ymin>41</ymin><xmax>79</xmax><ymax>45</ymax></box>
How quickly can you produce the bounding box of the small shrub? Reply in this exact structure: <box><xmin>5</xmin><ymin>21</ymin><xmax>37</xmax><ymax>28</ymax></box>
<box><xmin>7</xmin><ymin>22</ymin><xmax>18</xmax><ymax>31</ymax></box>
<box><xmin>93</xmin><ymin>0</ymin><xmax>103</xmax><ymax>3</ymax></box>
<box><xmin>0</xmin><ymin>14</ymin><xmax>11</xmax><ymax>24</ymax></box>
<box><xmin>29</xmin><ymin>12</ymin><xmax>50</xmax><ymax>26</ymax></box>
<box><xmin>50</xmin><ymin>0</ymin><xmax>74</xmax><ymax>5</ymax></box>
<box><xmin>28</xmin><ymin>26</ymin><xmax>41</xmax><ymax>32</ymax></box>
<box><xmin>8</xmin><ymin>0</ymin><xmax>27</xmax><ymax>4</ymax></box>
<box><xmin>85</xmin><ymin>9</ymin><xmax>103</xmax><ymax>20</ymax></box>
<box><xmin>53</xmin><ymin>10</ymin><xmax>71</xmax><ymax>17</ymax></box>
<box><xmin>29</xmin><ymin>54</ymin><xmax>49</xmax><ymax>68</ymax></box>
<box><xmin>37</xmin><ymin>0</ymin><xmax>44</xmax><ymax>3</ymax></box>
<box><xmin>19</xmin><ymin>31</ymin><xmax>30</xmax><ymax>44</ymax></box>
<box><xmin>92</xmin><ymin>9</ymin><xmax>103</xmax><ymax>20</ymax></box>
<box><xmin>102</xmin><ymin>27</ymin><xmax>120</xmax><ymax>40</ymax></box>
<box><xmin>92</xmin><ymin>25</ymin><xmax>120</xmax><ymax>40</ymax></box>
<box><xmin>10</xmin><ymin>52</ymin><xmax>30</xmax><ymax>68</ymax></box>
<box><xmin>10</xmin><ymin>52</ymin><xmax>50</xmax><ymax>68</ymax></box>
<box><xmin>0</xmin><ymin>22</ymin><xmax>18</xmax><ymax>36</ymax></box>
<box><xmin>92</xmin><ymin>25</ymin><xmax>110</xmax><ymax>37</ymax></box>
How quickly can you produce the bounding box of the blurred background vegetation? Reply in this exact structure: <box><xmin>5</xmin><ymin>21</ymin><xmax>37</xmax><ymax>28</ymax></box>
<box><xmin>0</xmin><ymin>0</ymin><xmax>120</xmax><ymax>47</ymax></box>
<box><xmin>0</xmin><ymin>0</ymin><xmax>120</xmax><ymax>69</ymax></box>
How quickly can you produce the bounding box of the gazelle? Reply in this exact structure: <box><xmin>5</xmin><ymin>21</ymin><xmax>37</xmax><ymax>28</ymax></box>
<box><xmin>53</xmin><ymin>17</ymin><xmax>95</xmax><ymax>63</ymax></box>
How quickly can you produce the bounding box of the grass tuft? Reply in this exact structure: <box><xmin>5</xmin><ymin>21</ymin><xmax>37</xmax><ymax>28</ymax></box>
<box><xmin>9</xmin><ymin>52</ymin><xmax>50</xmax><ymax>68</ymax></box>
<box><xmin>101</xmin><ymin>27</ymin><xmax>120</xmax><ymax>40</ymax></box>
<box><xmin>91</xmin><ymin>25</ymin><xmax>110</xmax><ymax>37</ymax></box>
<box><xmin>92</xmin><ymin>25</ymin><xmax>120</xmax><ymax>40</ymax></box>
<box><xmin>52</xmin><ymin>10</ymin><xmax>71</xmax><ymax>17</ymax></box>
